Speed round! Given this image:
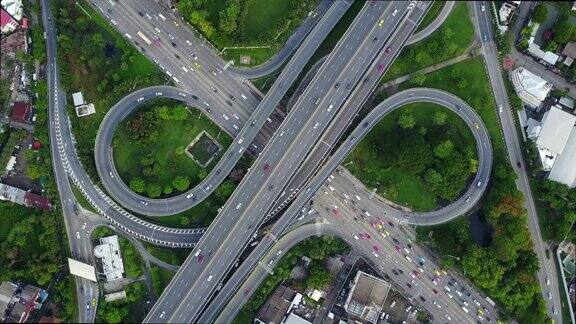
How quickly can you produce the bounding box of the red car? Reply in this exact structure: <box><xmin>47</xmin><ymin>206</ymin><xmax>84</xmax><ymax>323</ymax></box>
<box><xmin>395</xmin><ymin>245</ymin><xmax>402</xmax><ymax>252</ymax></box>
<box><xmin>377</xmin><ymin>64</ymin><xmax>385</xmax><ymax>73</ymax></box>
<box><xmin>153</xmin><ymin>39</ymin><xmax>161</xmax><ymax>47</ymax></box>
<box><xmin>332</xmin><ymin>208</ymin><xmax>339</xmax><ymax>215</ymax></box>
<box><xmin>412</xmin><ymin>270</ymin><xmax>420</xmax><ymax>277</ymax></box>
<box><xmin>263</xmin><ymin>163</ymin><xmax>270</xmax><ymax>172</ymax></box>
<box><xmin>372</xmin><ymin>245</ymin><xmax>380</xmax><ymax>252</ymax></box>
<box><xmin>243</xmin><ymin>289</ymin><xmax>250</xmax><ymax>296</ymax></box>
<box><xmin>361</xmin><ymin>233</ymin><xmax>371</xmax><ymax>240</ymax></box>
<box><xmin>197</xmin><ymin>254</ymin><xmax>204</xmax><ymax>263</ymax></box>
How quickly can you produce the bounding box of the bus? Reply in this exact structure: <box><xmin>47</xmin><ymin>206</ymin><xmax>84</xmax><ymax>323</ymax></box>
<box><xmin>137</xmin><ymin>31</ymin><xmax>151</xmax><ymax>45</ymax></box>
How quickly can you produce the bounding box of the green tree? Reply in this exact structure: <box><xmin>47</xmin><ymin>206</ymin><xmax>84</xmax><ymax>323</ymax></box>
<box><xmin>172</xmin><ymin>105</ymin><xmax>189</xmax><ymax>120</ymax></box>
<box><xmin>146</xmin><ymin>183</ymin><xmax>162</xmax><ymax>198</ymax></box>
<box><xmin>434</xmin><ymin>140</ymin><xmax>454</xmax><ymax>159</ymax></box>
<box><xmin>531</xmin><ymin>4</ymin><xmax>548</xmax><ymax>24</ymax></box>
<box><xmin>432</xmin><ymin>111</ymin><xmax>447</xmax><ymax>125</ymax></box>
<box><xmin>215</xmin><ymin>180</ymin><xmax>235</xmax><ymax>203</ymax></box>
<box><xmin>410</xmin><ymin>71</ymin><xmax>427</xmax><ymax>86</ymax></box>
<box><xmin>163</xmin><ymin>185</ymin><xmax>174</xmax><ymax>195</ymax></box>
<box><xmin>129</xmin><ymin>177</ymin><xmax>146</xmax><ymax>193</ymax></box>
<box><xmin>553</xmin><ymin>19</ymin><xmax>576</xmax><ymax>44</ymax></box>
<box><xmin>398</xmin><ymin>114</ymin><xmax>416</xmax><ymax>129</ymax></box>
<box><xmin>26</xmin><ymin>163</ymin><xmax>44</xmax><ymax>180</ymax></box>
<box><xmin>175</xmin><ymin>146</ymin><xmax>185</xmax><ymax>155</ymax></box>
<box><xmin>305</xmin><ymin>263</ymin><xmax>331</xmax><ymax>289</ymax></box>
<box><xmin>172</xmin><ymin>176</ymin><xmax>190</xmax><ymax>191</ymax></box>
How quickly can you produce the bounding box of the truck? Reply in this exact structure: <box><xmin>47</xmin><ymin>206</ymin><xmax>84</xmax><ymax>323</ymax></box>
<box><xmin>137</xmin><ymin>31</ymin><xmax>151</xmax><ymax>45</ymax></box>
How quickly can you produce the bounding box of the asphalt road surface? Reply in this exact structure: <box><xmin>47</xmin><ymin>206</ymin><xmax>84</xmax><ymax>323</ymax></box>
<box><xmin>93</xmin><ymin>1</ymin><xmax>352</xmax><ymax>217</ymax></box>
<box><xmin>144</xmin><ymin>2</ymin><xmax>423</xmax><ymax>322</ymax></box>
<box><xmin>473</xmin><ymin>2</ymin><xmax>563</xmax><ymax>322</ymax></box>
<box><xmin>197</xmin><ymin>86</ymin><xmax>494</xmax><ymax>323</ymax></box>
<box><xmin>40</xmin><ymin>0</ymin><xmax>99</xmax><ymax>321</ymax></box>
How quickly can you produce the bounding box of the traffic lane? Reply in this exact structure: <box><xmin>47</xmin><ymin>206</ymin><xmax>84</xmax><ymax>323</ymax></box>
<box><xmin>315</xmin><ymin>194</ymin><xmax>476</xmax><ymax>324</ymax></box>
<box><xmin>149</xmin><ymin>2</ymin><xmax>395</xmax><ymax>321</ymax></box>
<box><xmin>318</xmin><ymin>189</ymin><xmax>499</xmax><ymax>322</ymax></box>
<box><xmin>96</xmin><ymin>1</ymin><xmax>352</xmax><ymax>217</ymax></box>
<box><xmin>264</xmin><ymin>1</ymin><xmax>431</xmax><ymax>223</ymax></box>
<box><xmin>473</xmin><ymin>3</ymin><xmax>562</xmax><ymax>321</ymax></box>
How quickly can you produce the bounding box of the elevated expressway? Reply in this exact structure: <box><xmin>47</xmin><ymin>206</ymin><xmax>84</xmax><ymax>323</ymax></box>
<box><xmin>197</xmin><ymin>87</ymin><xmax>493</xmax><ymax>323</ymax></box>
<box><xmin>93</xmin><ymin>1</ymin><xmax>352</xmax><ymax>217</ymax></box>
<box><xmin>144</xmin><ymin>2</ymin><xmax>435</xmax><ymax>323</ymax></box>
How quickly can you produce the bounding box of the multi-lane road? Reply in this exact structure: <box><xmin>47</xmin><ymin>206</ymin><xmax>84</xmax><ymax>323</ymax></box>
<box><xmin>144</xmin><ymin>2</ymin><xmax>431</xmax><ymax>322</ymax></box>
<box><xmin>473</xmin><ymin>2</ymin><xmax>563</xmax><ymax>322</ymax></box>
<box><xmin>94</xmin><ymin>1</ymin><xmax>352</xmax><ymax>217</ymax></box>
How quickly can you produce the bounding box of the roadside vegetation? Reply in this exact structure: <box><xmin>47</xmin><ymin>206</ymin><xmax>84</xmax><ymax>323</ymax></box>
<box><xmin>53</xmin><ymin>0</ymin><xmax>165</xmax><ymax>181</ymax></box>
<box><xmin>92</xmin><ymin>227</ymin><xmax>150</xmax><ymax>323</ymax></box>
<box><xmin>0</xmin><ymin>1</ymin><xmax>75</xmax><ymax>321</ymax></box>
<box><xmin>415</xmin><ymin>1</ymin><xmax>444</xmax><ymax>33</ymax></box>
<box><xmin>234</xmin><ymin>236</ymin><xmax>348</xmax><ymax>322</ymax></box>
<box><xmin>346</xmin><ymin>103</ymin><xmax>477</xmax><ymax>211</ymax></box>
<box><xmin>114</xmin><ymin>99</ymin><xmax>231</xmax><ymax>198</ymax></box>
<box><xmin>382</xmin><ymin>2</ymin><xmax>474</xmax><ymax>82</ymax></box>
<box><xmin>407</xmin><ymin>58</ymin><xmax>549</xmax><ymax>322</ymax></box>
<box><xmin>178</xmin><ymin>0</ymin><xmax>318</xmax><ymax>64</ymax></box>
<box><xmin>150</xmin><ymin>265</ymin><xmax>175</xmax><ymax>296</ymax></box>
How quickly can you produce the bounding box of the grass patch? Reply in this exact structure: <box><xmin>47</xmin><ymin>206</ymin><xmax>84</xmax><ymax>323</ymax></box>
<box><xmin>150</xmin><ymin>265</ymin><xmax>176</xmax><ymax>296</ymax></box>
<box><xmin>346</xmin><ymin>102</ymin><xmax>476</xmax><ymax>211</ymax></box>
<box><xmin>401</xmin><ymin>57</ymin><xmax>503</xmax><ymax>157</ymax></box>
<box><xmin>114</xmin><ymin>101</ymin><xmax>231</xmax><ymax>195</ymax></box>
<box><xmin>242</xmin><ymin>0</ymin><xmax>293</xmax><ymax>39</ymax></box>
<box><xmin>554</xmin><ymin>255</ymin><xmax>573</xmax><ymax>324</ymax></box>
<box><xmin>382</xmin><ymin>2</ymin><xmax>474</xmax><ymax>82</ymax></box>
<box><xmin>71</xmin><ymin>185</ymin><xmax>98</xmax><ymax>213</ymax></box>
<box><xmin>415</xmin><ymin>1</ymin><xmax>444</xmax><ymax>33</ymax></box>
<box><xmin>222</xmin><ymin>47</ymin><xmax>274</xmax><ymax>67</ymax></box>
<box><xmin>251</xmin><ymin>73</ymin><xmax>278</xmax><ymax>93</ymax></box>
<box><xmin>144</xmin><ymin>243</ymin><xmax>189</xmax><ymax>266</ymax></box>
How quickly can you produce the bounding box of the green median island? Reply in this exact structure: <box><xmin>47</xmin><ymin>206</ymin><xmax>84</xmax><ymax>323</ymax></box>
<box><xmin>345</xmin><ymin>102</ymin><xmax>478</xmax><ymax>212</ymax></box>
<box><xmin>113</xmin><ymin>98</ymin><xmax>231</xmax><ymax>199</ymax></box>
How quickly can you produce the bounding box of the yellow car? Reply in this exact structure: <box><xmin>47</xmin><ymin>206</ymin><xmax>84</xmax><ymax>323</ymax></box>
<box><xmin>378</xmin><ymin>19</ymin><xmax>384</xmax><ymax>28</ymax></box>
<box><xmin>474</xmin><ymin>122</ymin><xmax>479</xmax><ymax>129</ymax></box>
<box><xmin>194</xmin><ymin>62</ymin><xmax>201</xmax><ymax>68</ymax></box>
<box><xmin>384</xmin><ymin>230</ymin><xmax>390</xmax><ymax>236</ymax></box>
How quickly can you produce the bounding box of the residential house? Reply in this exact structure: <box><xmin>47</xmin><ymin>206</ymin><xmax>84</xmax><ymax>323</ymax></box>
<box><xmin>510</xmin><ymin>67</ymin><xmax>552</xmax><ymax>108</ymax></box>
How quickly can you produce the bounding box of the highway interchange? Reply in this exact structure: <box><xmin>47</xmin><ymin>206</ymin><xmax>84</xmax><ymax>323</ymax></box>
<box><xmin>38</xmin><ymin>0</ymin><xmax>564</xmax><ymax>323</ymax></box>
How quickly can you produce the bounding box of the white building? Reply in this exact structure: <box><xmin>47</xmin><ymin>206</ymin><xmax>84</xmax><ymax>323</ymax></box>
<box><xmin>71</xmin><ymin>91</ymin><xmax>85</xmax><ymax>107</ymax></box>
<box><xmin>94</xmin><ymin>235</ymin><xmax>125</xmax><ymax>281</ymax></box>
<box><xmin>529</xmin><ymin>106</ymin><xmax>576</xmax><ymax>187</ymax></box>
<box><xmin>510</xmin><ymin>67</ymin><xmax>552</xmax><ymax>108</ymax></box>
<box><xmin>1</xmin><ymin>0</ymin><xmax>22</xmax><ymax>21</ymax></box>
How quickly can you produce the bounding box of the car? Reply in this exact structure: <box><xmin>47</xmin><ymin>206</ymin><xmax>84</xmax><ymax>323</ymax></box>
<box><xmin>207</xmin><ymin>275</ymin><xmax>213</xmax><ymax>281</ymax></box>
<box><xmin>238</xmin><ymin>146</ymin><xmax>244</xmax><ymax>153</ymax></box>
<box><xmin>241</xmin><ymin>93</ymin><xmax>248</xmax><ymax>100</ymax></box>
<box><xmin>205</xmin><ymin>184</ymin><xmax>212</xmax><ymax>191</ymax></box>
<box><xmin>553</xmin><ymin>307</ymin><xmax>557</xmax><ymax>314</ymax></box>
<box><xmin>406</xmin><ymin>283</ymin><xmax>412</xmax><ymax>288</ymax></box>
<box><xmin>378</xmin><ymin>19</ymin><xmax>384</xmax><ymax>27</ymax></box>
<box><xmin>465</xmin><ymin>196</ymin><xmax>471</xmax><ymax>203</ymax></box>
<box><xmin>517</xmin><ymin>161</ymin><xmax>521</xmax><ymax>168</ymax></box>
<box><xmin>445</xmin><ymin>314</ymin><xmax>451</xmax><ymax>321</ymax></box>
<box><xmin>140</xmin><ymin>200</ymin><xmax>148</xmax><ymax>206</ymax></box>
<box><xmin>211</xmin><ymin>86</ymin><xmax>217</xmax><ymax>92</ymax></box>
<box><xmin>159</xmin><ymin>310</ymin><xmax>166</xmax><ymax>319</ymax></box>
<box><xmin>226</xmin><ymin>100</ymin><xmax>233</xmax><ymax>106</ymax></box>
<box><xmin>76</xmin><ymin>232</ymin><xmax>80</xmax><ymax>239</ymax></box>
<box><xmin>81</xmin><ymin>222</ymin><xmax>86</xmax><ymax>229</ymax></box>
<box><xmin>229</xmin><ymin>95</ymin><xmax>236</xmax><ymax>101</ymax></box>
<box><xmin>313</xmin><ymin>122</ymin><xmax>320</xmax><ymax>129</ymax></box>
<box><xmin>444</xmin><ymin>284</ymin><xmax>451</xmax><ymax>291</ymax></box>
<box><xmin>211</xmin><ymin>69</ymin><xmax>217</xmax><ymax>76</ymax></box>
<box><xmin>392</xmin><ymin>269</ymin><xmax>399</xmax><ymax>275</ymax></box>
<box><xmin>373</xmin><ymin>245</ymin><xmax>380</xmax><ymax>252</ymax></box>
<box><xmin>197</xmin><ymin>254</ymin><xmax>204</xmax><ymax>263</ymax></box>
<box><xmin>352</xmin><ymin>234</ymin><xmax>359</xmax><ymax>240</ymax></box>
<box><xmin>405</xmin><ymin>305</ymin><xmax>413</xmax><ymax>313</ymax></box>
<box><xmin>371</xmin><ymin>251</ymin><xmax>379</xmax><ymax>258</ymax></box>
<box><xmin>474</xmin><ymin>122</ymin><xmax>479</xmax><ymax>129</ymax></box>
<box><xmin>388</xmin><ymin>221</ymin><xmax>395</xmax><ymax>227</ymax></box>
<box><xmin>433</xmin><ymin>289</ymin><xmax>439</xmax><ymax>295</ymax></box>
<box><xmin>545</xmin><ymin>277</ymin><xmax>550</xmax><ymax>285</ymax></box>
<box><xmin>433</xmin><ymin>301</ymin><xmax>442</xmax><ymax>309</ymax></box>
<box><xmin>473</xmin><ymin>299</ymin><xmax>481</xmax><ymax>307</ymax></box>
<box><xmin>547</xmin><ymin>291</ymin><xmax>552</xmax><ymax>299</ymax></box>
<box><xmin>203</xmin><ymin>101</ymin><xmax>210</xmax><ymax>107</ymax></box>
<box><xmin>327</xmin><ymin>104</ymin><xmax>333</xmax><ymax>112</ymax></box>
<box><xmin>92</xmin><ymin>298</ymin><xmax>96</xmax><ymax>306</ymax></box>
<box><xmin>235</xmin><ymin>202</ymin><xmax>242</xmax><ymax>210</ymax></box>
<box><xmin>137</xmin><ymin>97</ymin><xmax>144</xmax><ymax>102</ymax></box>
<box><xmin>392</xmin><ymin>9</ymin><xmax>398</xmax><ymax>16</ymax></box>
<box><xmin>481</xmin><ymin>4</ymin><xmax>485</xmax><ymax>11</ymax></box>
<box><xmin>419</xmin><ymin>296</ymin><xmax>426</xmax><ymax>302</ymax></box>
<box><xmin>263</xmin><ymin>163</ymin><xmax>271</xmax><ymax>172</ymax></box>
<box><xmin>334</xmin><ymin>83</ymin><xmax>340</xmax><ymax>89</ymax></box>
<box><xmin>384</xmin><ymin>46</ymin><xmax>391</xmax><ymax>53</ymax></box>
<box><xmin>267</xmin><ymin>260</ymin><xmax>274</xmax><ymax>266</ymax></box>
<box><xmin>477</xmin><ymin>180</ymin><xmax>483</xmax><ymax>187</ymax></box>
<box><xmin>222</xmin><ymin>114</ymin><xmax>229</xmax><ymax>120</ymax></box>
<box><xmin>456</xmin><ymin>289</ymin><xmax>463</xmax><ymax>296</ymax></box>
<box><xmin>483</xmin><ymin>34</ymin><xmax>488</xmax><ymax>42</ymax></box>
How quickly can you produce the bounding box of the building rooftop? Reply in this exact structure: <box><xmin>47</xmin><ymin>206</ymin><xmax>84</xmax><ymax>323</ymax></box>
<box><xmin>536</xmin><ymin>106</ymin><xmax>576</xmax><ymax>155</ymax></box>
<box><xmin>94</xmin><ymin>235</ymin><xmax>124</xmax><ymax>282</ymax></box>
<box><xmin>548</xmin><ymin>127</ymin><xmax>576</xmax><ymax>188</ymax></box>
<box><xmin>11</xmin><ymin>101</ymin><xmax>30</xmax><ymax>123</ymax></box>
<box><xmin>562</xmin><ymin>41</ymin><xmax>576</xmax><ymax>59</ymax></box>
<box><xmin>0</xmin><ymin>183</ymin><xmax>26</xmax><ymax>205</ymax></box>
<box><xmin>0</xmin><ymin>281</ymin><xmax>18</xmax><ymax>321</ymax></box>
<box><xmin>71</xmin><ymin>92</ymin><xmax>85</xmax><ymax>107</ymax></box>
<box><xmin>344</xmin><ymin>271</ymin><xmax>391</xmax><ymax>324</ymax></box>
<box><xmin>24</xmin><ymin>192</ymin><xmax>52</xmax><ymax>211</ymax></box>
<box><xmin>1</xmin><ymin>0</ymin><xmax>23</xmax><ymax>21</ymax></box>
<box><xmin>511</xmin><ymin>68</ymin><xmax>552</xmax><ymax>108</ymax></box>
<box><xmin>284</xmin><ymin>312</ymin><xmax>312</xmax><ymax>324</ymax></box>
<box><xmin>256</xmin><ymin>285</ymin><xmax>297</xmax><ymax>324</ymax></box>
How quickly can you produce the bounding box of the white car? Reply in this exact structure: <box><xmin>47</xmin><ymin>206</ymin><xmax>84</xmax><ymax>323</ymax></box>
<box><xmin>241</xmin><ymin>93</ymin><xmax>247</xmax><ymax>100</ymax></box>
<box><xmin>352</xmin><ymin>234</ymin><xmax>359</xmax><ymax>240</ymax></box>
<box><xmin>159</xmin><ymin>310</ymin><xmax>166</xmax><ymax>319</ymax></box>
<box><xmin>76</xmin><ymin>232</ymin><xmax>80</xmax><ymax>240</ymax></box>
<box><xmin>481</xmin><ymin>4</ymin><xmax>485</xmax><ymax>11</ymax></box>
<box><xmin>207</xmin><ymin>275</ymin><xmax>213</xmax><ymax>282</ymax></box>
<box><xmin>233</xmin><ymin>113</ymin><xmax>239</xmax><ymax>120</ymax></box>
<box><xmin>232</xmin><ymin>124</ymin><xmax>239</xmax><ymax>130</ymax></box>
<box><xmin>277</xmin><ymin>250</ymin><xmax>283</xmax><ymax>255</ymax></box>
<box><xmin>236</xmin><ymin>202</ymin><xmax>242</xmax><ymax>210</ymax></box>
<box><xmin>313</xmin><ymin>122</ymin><xmax>320</xmax><ymax>129</ymax></box>
<box><xmin>194</xmin><ymin>249</ymin><xmax>202</xmax><ymax>257</ymax></box>
<box><xmin>238</xmin><ymin>146</ymin><xmax>244</xmax><ymax>153</ymax></box>
<box><xmin>222</xmin><ymin>114</ymin><xmax>229</xmax><ymax>120</ymax></box>
<box><xmin>327</xmin><ymin>104</ymin><xmax>333</xmax><ymax>112</ymax></box>
<box><xmin>238</xmin><ymin>137</ymin><xmax>244</xmax><ymax>144</ymax></box>
<box><xmin>186</xmin><ymin>193</ymin><xmax>194</xmax><ymax>199</ymax></box>
<box><xmin>372</xmin><ymin>251</ymin><xmax>379</xmax><ymax>258</ymax></box>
